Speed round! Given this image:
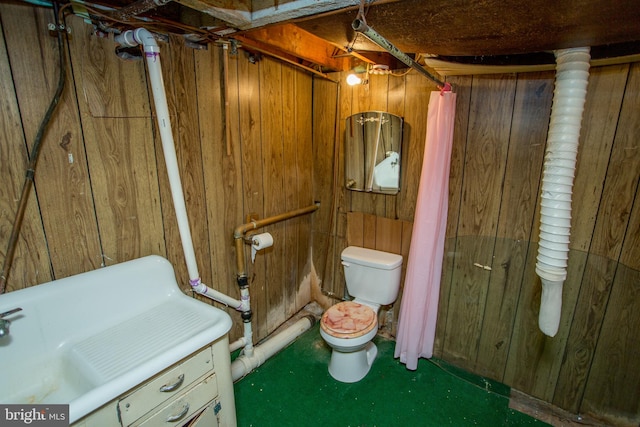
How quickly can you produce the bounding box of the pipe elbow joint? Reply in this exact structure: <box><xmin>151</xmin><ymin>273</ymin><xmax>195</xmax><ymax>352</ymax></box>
<box><xmin>114</xmin><ymin>28</ymin><xmax>159</xmax><ymax>52</ymax></box>
<box><xmin>190</xmin><ymin>280</ymin><xmax>207</xmax><ymax>295</ymax></box>
<box><xmin>115</xmin><ymin>30</ymin><xmax>138</xmax><ymax>48</ymax></box>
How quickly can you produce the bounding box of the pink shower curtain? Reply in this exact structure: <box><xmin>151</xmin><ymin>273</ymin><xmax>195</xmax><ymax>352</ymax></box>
<box><xmin>394</xmin><ymin>90</ymin><xmax>456</xmax><ymax>370</ymax></box>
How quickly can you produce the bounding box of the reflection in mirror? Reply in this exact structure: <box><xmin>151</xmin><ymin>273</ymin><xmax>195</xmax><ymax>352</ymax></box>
<box><xmin>345</xmin><ymin>112</ymin><xmax>403</xmax><ymax>195</ymax></box>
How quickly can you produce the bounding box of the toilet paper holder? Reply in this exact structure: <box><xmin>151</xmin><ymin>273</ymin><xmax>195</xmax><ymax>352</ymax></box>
<box><xmin>250</xmin><ymin>232</ymin><xmax>274</xmax><ymax>263</ymax></box>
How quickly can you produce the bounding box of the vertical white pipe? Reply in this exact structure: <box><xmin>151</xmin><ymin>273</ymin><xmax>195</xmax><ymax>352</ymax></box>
<box><xmin>114</xmin><ymin>31</ymin><xmax>315</xmax><ymax>381</ymax></box>
<box><xmin>536</xmin><ymin>47</ymin><xmax>590</xmax><ymax>337</ymax></box>
<box><xmin>116</xmin><ymin>29</ymin><xmax>201</xmax><ymax>284</ymax></box>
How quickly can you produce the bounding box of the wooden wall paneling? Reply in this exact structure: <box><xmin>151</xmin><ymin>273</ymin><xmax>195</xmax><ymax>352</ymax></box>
<box><xmin>327</xmin><ymin>76</ymin><xmax>353</xmax><ymax>298</ymax></box>
<box><xmin>571</xmin><ymin>65</ymin><xmax>629</xmax><ymax>251</ymax></box>
<box><xmin>442</xmin><ymin>74</ymin><xmax>516</xmax><ymax>367</ymax></box>
<box><xmin>82</xmin><ymin>116</ymin><xmax>165</xmax><ymax>263</ymax></box>
<box><xmin>434</xmin><ymin>75</ymin><xmax>471</xmax><ymax>357</ymax></box>
<box><xmin>580</xmin><ymin>266</ymin><xmax>640</xmax><ymax>423</ymax></box>
<box><xmin>4</xmin><ymin>9</ymin><xmax>102</xmax><ymax>278</ymax></box>
<box><xmin>67</xmin><ymin>17</ymin><xmax>150</xmax><ymax>118</ymax></box>
<box><xmin>554</xmin><ymin>63</ymin><xmax>640</xmax><ymax>413</ymax></box>
<box><xmin>385</xmin><ymin>72</ymin><xmax>406</xmax><ymax>218</ymax></box>
<box><xmin>0</xmin><ymin>9</ymin><xmax>52</xmax><ymax>290</ymax></box>
<box><xmin>362</xmin><ymin>213</ymin><xmax>377</xmax><ymax>249</ymax></box>
<box><xmin>501</xmin><ymin>76</ymin><xmax>586</xmax><ymax>402</ymax></box>
<box><xmin>503</xmin><ymin>244</ymin><xmax>587</xmax><ymax>400</ymax></box>
<box><xmin>293</xmin><ymin>70</ymin><xmax>314</xmax><ymax>313</ymax></box>
<box><xmin>374</xmin><ymin>215</ymin><xmax>402</xmax><ymax>330</ymax></box>
<box><xmin>349</xmin><ymin>74</ymin><xmax>389</xmax><ymax>216</ymax></box>
<box><xmin>281</xmin><ymin>63</ymin><xmax>299</xmax><ymax>318</ymax></box>
<box><xmin>346</xmin><ymin>211</ymin><xmax>364</xmax><ymax>246</ymax></box>
<box><xmin>312</xmin><ymin>76</ymin><xmax>340</xmax><ymax>297</ymax></box>
<box><xmin>395</xmin><ymin>72</ymin><xmax>438</xmax><ymax>221</ymax></box>
<box><xmin>160</xmin><ymin>36</ymin><xmax>212</xmax><ymax>287</ymax></box>
<box><xmin>581</xmin><ymin>175</ymin><xmax>640</xmax><ymax>422</ymax></box>
<box><xmin>259</xmin><ymin>57</ymin><xmax>287</xmax><ymax>335</ymax></box>
<box><xmin>476</xmin><ymin>72</ymin><xmax>553</xmax><ymax>380</ymax></box>
<box><xmin>194</xmin><ymin>45</ymin><xmax>243</xmax><ymax>339</ymax></box>
<box><xmin>374</xmin><ymin>216</ymin><xmax>402</xmax><ymax>254</ymax></box>
<box><xmin>619</xmin><ymin>174</ymin><xmax>640</xmax><ymax>271</ymax></box>
<box><xmin>236</xmin><ymin>53</ymin><xmax>267</xmax><ymax>341</ymax></box>
<box><xmin>67</xmin><ymin>16</ymin><xmax>164</xmax><ymax>267</ymax></box>
<box><xmin>391</xmin><ymin>219</ymin><xmax>414</xmax><ymax>335</ymax></box>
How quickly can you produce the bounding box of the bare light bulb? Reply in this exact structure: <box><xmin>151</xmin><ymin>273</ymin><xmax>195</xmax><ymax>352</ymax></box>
<box><xmin>346</xmin><ymin>73</ymin><xmax>362</xmax><ymax>86</ymax></box>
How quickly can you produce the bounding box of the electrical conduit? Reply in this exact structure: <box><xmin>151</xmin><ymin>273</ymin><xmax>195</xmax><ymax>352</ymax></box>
<box><xmin>536</xmin><ymin>47</ymin><xmax>590</xmax><ymax>337</ymax></box>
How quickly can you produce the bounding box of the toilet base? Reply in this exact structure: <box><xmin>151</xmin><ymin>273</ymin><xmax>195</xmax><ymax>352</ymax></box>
<box><xmin>327</xmin><ymin>341</ymin><xmax>378</xmax><ymax>383</ymax></box>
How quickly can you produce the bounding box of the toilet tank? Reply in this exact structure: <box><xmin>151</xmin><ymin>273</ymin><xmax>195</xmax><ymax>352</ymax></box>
<box><xmin>341</xmin><ymin>246</ymin><xmax>403</xmax><ymax>305</ymax></box>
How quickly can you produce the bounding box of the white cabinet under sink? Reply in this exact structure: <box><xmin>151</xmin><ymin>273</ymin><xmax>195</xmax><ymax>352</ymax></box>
<box><xmin>72</xmin><ymin>335</ymin><xmax>236</xmax><ymax>427</ymax></box>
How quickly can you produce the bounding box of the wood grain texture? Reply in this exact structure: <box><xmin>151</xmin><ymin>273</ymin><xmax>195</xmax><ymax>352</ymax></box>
<box><xmin>476</xmin><ymin>73</ymin><xmax>553</xmax><ymax>379</ymax></box>
<box><xmin>0</xmin><ymin>8</ymin><xmax>52</xmax><ymax>289</ymax></box>
<box><xmin>580</xmin><ymin>265</ymin><xmax>640</xmax><ymax>425</ymax></box>
<box><xmin>260</xmin><ymin>57</ymin><xmax>287</xmax><ymax>333</ymax></box>
<box><xmin>571</xmin><ymin>65</ymin><xmax>629</xmax><ymax>251</ymax></box>
<box><xmin>3</xmin><ymin>3</ymin><xmax>640</xmax><ymax>422</ymax></box>
<box><xmin>433</xmin><ymin>75</ymin><xmax>472</xmax><ymax>357</ymax></box>
<box><xmin>237</xmin><ymin>52</ymin><xmax>268</xmax><ymax>339</ymax></box>
<box><xmin>442</xmin><ymin>74</ymin><xmax>516</xmax><ymax>366</ymax></box>
<box><xmin>5</xmin><ymin>10</ymin><xmax>102</xmax><ymax>277</ymax></box>
<box><xmin>159</xmin><ymin>35</ymin><xmax>212</xmax><ymax>286</ymax></box>
<box><xmin>293</xmin><ymin>69</ymin><xmax>314</xmax><ymax>314</ymax></box>
<box><xmin>195</xmin><ymin>44</ymin><xmax>243</xmax><ymax>338</ymax></box>
<box><xmin>554</xmin><ymin>62</ymin><xmax>640</xmax><ymax>414</ymax></box>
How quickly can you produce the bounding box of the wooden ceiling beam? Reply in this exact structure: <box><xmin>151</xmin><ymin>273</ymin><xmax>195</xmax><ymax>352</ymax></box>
<box><xmin>241</xmin><ymin>23</ymin><xmax>350</xmax><ymax>71</ymax></box>
<box><xmin>173</xmin><ymin>0</ymin><xmax>360</xmax><ymax>31</ymax></box>
<box><xmin>232</xmin><ymin>34</ymin><xmax>337</xmax><ymax>80</ymax></box>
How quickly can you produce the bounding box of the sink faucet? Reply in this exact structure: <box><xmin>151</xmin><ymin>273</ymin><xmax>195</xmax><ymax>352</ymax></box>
<box><xmin>0</xmin><ymin>308</ymin><xmax>22</xmax><ymax>338</ymax></box>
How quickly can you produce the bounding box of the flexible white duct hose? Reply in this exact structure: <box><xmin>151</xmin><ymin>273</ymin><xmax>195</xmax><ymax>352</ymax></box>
<box><xmin>536</xmin><ymin>47</ymin><xmax>590</xmax><ymax>337</ymax></box>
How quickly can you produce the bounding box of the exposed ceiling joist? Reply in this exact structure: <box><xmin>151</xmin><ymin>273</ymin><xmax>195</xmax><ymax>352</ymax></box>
<box><xmin>172</xmin><ymin>0</ymin><xmax>366</xmax><ymax>31</ymax></box>
<box><xmin>241</xmin><ymin>23</ymin><xmax>350</xmax><ymax>71</ymax></box>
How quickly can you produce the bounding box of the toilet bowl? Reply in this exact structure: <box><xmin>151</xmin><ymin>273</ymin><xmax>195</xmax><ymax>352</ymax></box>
<box><xmin>320</xmin><ymin>246</ymin><xmax>402</xmax><ymax>383</ymax></box>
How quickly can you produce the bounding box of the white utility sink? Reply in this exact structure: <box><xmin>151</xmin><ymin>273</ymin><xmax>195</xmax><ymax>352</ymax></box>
<box><xmin>0</xmin><ymin>255</ymin><xmax>232</xmax><ymax>424</ymax></box>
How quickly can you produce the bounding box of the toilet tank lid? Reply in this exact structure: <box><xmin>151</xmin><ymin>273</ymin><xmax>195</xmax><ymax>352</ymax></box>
<box><xmin>341</xmin><ymin>246</ymin><xmax>403</xmax><ymax>270</ymax></box>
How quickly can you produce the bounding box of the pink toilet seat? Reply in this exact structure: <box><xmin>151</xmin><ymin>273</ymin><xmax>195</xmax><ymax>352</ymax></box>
<box><xmin>320</xmin><ymin>301</ymin><xmax>377</xmax><ymax>338</ymax></box>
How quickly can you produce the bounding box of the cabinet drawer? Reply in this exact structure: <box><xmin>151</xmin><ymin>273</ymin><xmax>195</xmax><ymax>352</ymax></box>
<box><xmin>135</xmin><ymin>374</ymin><xmax>219</xmax><ymax>427</ymax></box>
<box><xmin>119</xmin><ymin>347</ymin><xmax>214</xmax><ymax>426</ymax></box>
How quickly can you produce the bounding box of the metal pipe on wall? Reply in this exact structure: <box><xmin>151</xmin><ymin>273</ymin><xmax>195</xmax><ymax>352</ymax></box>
<box><xmin>233</xmin><ymin>203</ymin><xmax>320</xmax><ymax>280</ymax></box>
<box><xmin>351</xmin><ymin>18</ymin><xmax>447</xmax><ymax>89</ymax></box>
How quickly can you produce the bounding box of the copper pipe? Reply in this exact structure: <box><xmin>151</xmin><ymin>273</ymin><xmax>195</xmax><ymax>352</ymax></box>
<box><xmin>233</xmin><ymin>203</ymin><xmax>319</xmax><ymax>280</ymax></box>
<box><xmin>1</xmin><ymin>8</ymin><xmax>66</xmax><ymax>294</ymax></box>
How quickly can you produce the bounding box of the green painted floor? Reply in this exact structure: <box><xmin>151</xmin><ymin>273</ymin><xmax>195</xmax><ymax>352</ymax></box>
<box><xmin>234</xmin><ymin>324</ymin><xmax>548</xmax><ymax>427</ymax></box>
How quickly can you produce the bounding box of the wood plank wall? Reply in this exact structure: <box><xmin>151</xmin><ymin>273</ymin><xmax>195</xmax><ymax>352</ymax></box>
<box><xmin>0</xmin><ymin>5</ymin><xmax>314</xmax><ymax>344</ymax></box>
<box><xmin>2</xmin><ymin>3</ymin><xmax>639</xmax><ymax>425</ymax></box>
<box><xmin>312</xmin><ymin>65</ymin><xmax>640</xmax><ymax>424</ymax></box>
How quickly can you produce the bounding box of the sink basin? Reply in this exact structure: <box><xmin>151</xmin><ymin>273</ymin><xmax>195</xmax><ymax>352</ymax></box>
<box><xmin>0</xmin><ymin>255</ymin><xmax>232</xmax><ymax>424</ymax></box>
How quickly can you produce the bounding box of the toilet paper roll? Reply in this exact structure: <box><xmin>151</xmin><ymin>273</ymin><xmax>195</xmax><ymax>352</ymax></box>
<box><xmin>251</xmin><ymin>232</ymin><xmax>274</xmax><ymax>263</ymax></box>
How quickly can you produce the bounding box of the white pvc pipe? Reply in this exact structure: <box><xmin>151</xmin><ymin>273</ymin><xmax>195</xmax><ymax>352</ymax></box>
<box><xmin>115</xmin><ymin>29</ymin><xmax>313</xmax><ymax>380</ymax></box>
<box><xmin>115</xmin><ymin>29</ymin><xmax>252</xmax><ymax>311</ymax></box>
<box><xmin>536</xmin><ymin>47</ymin><xmax>590</xmax><ymax>337</ymax></box>
<box><xmin>231</xmin><ymin>316</ymin><xmax>314</xmax><ymax>382</ymax></box>
<box><xmin>229</xmin><ymin>336</ymin><xmax>248</xmax><ymax>353</ymax></box>
<box><xmin>115</xmin><ymin>29</ymin><xmax>201</xmax><ymax>285</ymax></box>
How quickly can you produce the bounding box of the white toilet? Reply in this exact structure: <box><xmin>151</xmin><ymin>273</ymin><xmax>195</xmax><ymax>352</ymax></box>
<box><xmin>320</xmin><ymin>246</ymin><xmax>403</xmax><ymax>383</ymax></box>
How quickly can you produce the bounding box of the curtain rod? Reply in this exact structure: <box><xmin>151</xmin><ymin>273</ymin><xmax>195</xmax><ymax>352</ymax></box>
<box><xmin>352</xmin><ymin>18</ymin><xmax>448</xmax><ymax>90</ymax></box>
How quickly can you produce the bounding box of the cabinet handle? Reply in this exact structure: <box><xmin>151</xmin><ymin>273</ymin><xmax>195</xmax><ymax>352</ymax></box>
<box><xmin>165</xmin><ymin>403</ymin><xmax>190</xmax><ymax>423</ymax></box>
<box><xmin>159</xmin><ymin>374</ymin><xmax>185</xmax><ymax>392</ymax></box>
